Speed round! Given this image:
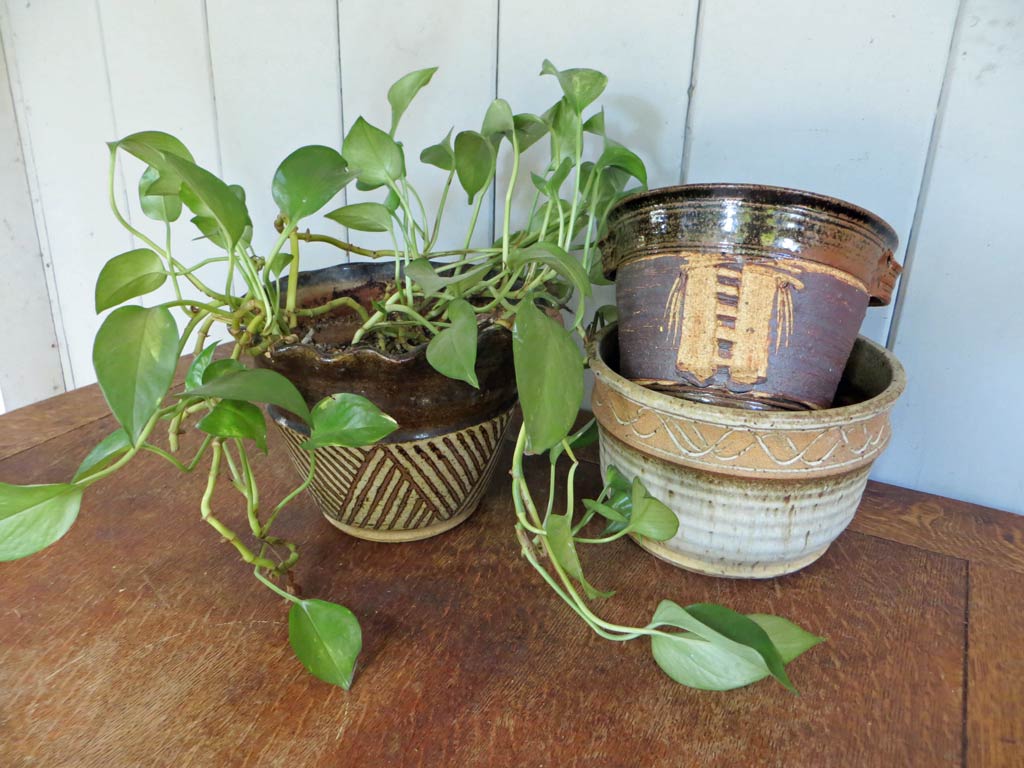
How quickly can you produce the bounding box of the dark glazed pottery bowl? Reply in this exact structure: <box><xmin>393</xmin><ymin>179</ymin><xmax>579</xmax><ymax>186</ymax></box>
<box><xmin>602</xmin><ymin>184</ymin><xmax>901</xmax><ymax>411</ymax></box>
<box><xmin>257</xmin><ymin>263</ymin><xmax>518</xmax><ymax>542</ymax></box>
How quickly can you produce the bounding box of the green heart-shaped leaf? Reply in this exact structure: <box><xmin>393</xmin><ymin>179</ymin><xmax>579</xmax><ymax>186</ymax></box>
<box><xmin>185</xmin><ymin>344</ymin><xmax>218</xmax><ymax>391</ymax></box>
<box><xmin>272</xmin><ymin>145</ymin><xmax>354</xmax><ymax>223</ymax></box>
<box><xmin>425</xmin><ymin>299</ymin><xmax>479</xmax><ymax>388</ymax></box>
<box><xmin>289</xmin><ymin>599</ymin><xmax>362</xmax><ymax>689</ymax></box>
<box><xmin>747</xmin><ymin>614</ymin><xmax>826</xmax><ymax>664</ymax></box>
<box><xmin>481</xmin><ymin>98</ymin><xmax>515</xmax><ymax>141</ymax></box>
<box><xmin>582</xmin><ymin>498</ymin><xmax>627</xmax><ymax>523</ymax></box>
<box><xmin>684</xmin><ymin>603</ymin><xmax>795</xmax><ymax>691</ymax></box>
<box><xmin>187</xmin><ymin>182</ymin><xmax>252</xmax><ymax>251</ymax></box>
<box><xmin>343</xmin><ymin>117</ymin><xmax>405</xmax><ymax>190</ymax></box>
<box><xmin>543</xmin><ymin>99</ymin><xmax>581</xmax><ymax>161</ymax></box>
<box><xmin>200</xmin><ymin>358</ymin><xmax>247</xmax><ymax>385</ymax></box>
<box><xmin>582</xmin><ymin>108</ymin><xmax>605</xmax><ymax>136</ymax></box>
<box><xmin>387</xmin><ymin>66</ymin><xmax>438</xmax><ymax>136</ymax></box>
<box><xmin>95</xmin><ymin>248</ymin><xmax>167</xmax><ymax>313</ymax></box>
<box><xmin>303</xmin><ymin>393</ymin><xmax>397</xmax><ymax>450</ymax></box>
<box><xmin>93</xmin><ymin>306</ymin><xmax>180</xmax><ymax>443</ymax></box>
<box><xmin>325</xmin><ymin>201</ymin><xmax>394</xmax><ymax>233</ymax></box>
<box><xmin>183</xmin><ymin>368</ymin><xmax>311</xmax><ymax>424</ymax></box>
<box><xmin>512</xmin><ymin>298</ymin><xmax>583</xmax><ymax>453</ymax></box>
<box><xmin>650</xmin><ymin>602</ymin><xmax>822</xmax><ymax>691</ymax></box>
<box><xmin>73</xmin><ymin>429</ymin><xmax>132</xmax><ymax>482</ymax></box>
<box><xmin>513</xmin><ymin>113</ymin><xmax>548</xmax><ymax>152</ymax></box>
<box><xmin>420</xmin><ymin>128</ymin><xmax>455</xmax><ymax>171</ymax></box>
<box><xmin>508</xmin><ymin>242</ymin><xmax>591</xmax><ymax>298</ymax></box>
<box><xmin>453</xmin><ymin>130</ymin><xmax>494</xmax><ymax>204</ymax></box>
<box><xmin>115</xmin><ymin>131</ymin><xmax>194</xmax><ymax>195</ymax></box>
<box><xmin>597</xmin><ymin>144</ymin><xmax>648</xmax><ymax>187</ymax></box>
<box><xmin>544</xmin><ymin>513</ymin><xmax>613</xmax><ymax>599</ymax></box>
<box><xmin>405</xmin><ymin>258</ymin><xmax>445</xmax><ymax>295</ymax></box>
<box><xmin>197</xmin><ymin>399</ymin><xmax>267</xmax><ymax>452</ymax></box>
<box><xmin>540</xmin><ymin>60</ymin><xmax>608</xmax><ymax>114</ymax></box>
<box><xmin>139</xmin><ymin>165</ymin><xmax>182</xmax><ymax>222</ymax></box>
<box><xmin>628</xmin><ymin>477</ymin><xmax>678</xmax><ymax>541</ymax></box>
<box><xmin>0</xmin><ymin>483</ymin><xmax>83</xmax><ymax>561</ymax></box>
<box><xmin>163</xmin><ymin>154</ymin><xmax>250</xmax><ymax>248</ymax></box>
<box><xmin>605</xmin><ymin>465</ymin><xmax>630</xmax><ymax>492</ymax></box>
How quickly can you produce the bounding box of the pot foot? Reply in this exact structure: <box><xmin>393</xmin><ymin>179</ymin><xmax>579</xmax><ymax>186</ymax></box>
<box><xmin>323</xmin><ymin>499</ymin><xmax>480</xmax><ymax>543</ymax></box>
<box><xmin>631</xmin><ymin>534</ymin><xmax>832</xmax><ymax>579</ymax></box>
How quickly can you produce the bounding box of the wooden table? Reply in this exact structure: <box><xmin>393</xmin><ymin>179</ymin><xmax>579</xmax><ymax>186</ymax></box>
<box><xmin>1</xmin><ymin>381</ymin><xmax>1022</xmax><ymax>767</ymax></box>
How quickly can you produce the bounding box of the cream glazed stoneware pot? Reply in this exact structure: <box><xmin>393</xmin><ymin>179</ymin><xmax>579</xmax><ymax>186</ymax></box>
<box><xmin>589</xmin><ymin>324</ymin><xmax>906</xmax><ymax>578</ymax></box>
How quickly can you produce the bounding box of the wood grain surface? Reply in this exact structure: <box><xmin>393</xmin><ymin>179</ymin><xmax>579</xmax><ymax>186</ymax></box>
<box><xmin>968</xmin><ymin>564</ymin><xmax>1024</xmax><ymax>767</ymax></box>
<box><xmin>0</xmin><ymin>400</ymin><xmax>1020</xmax><ymax>766</ymax></box>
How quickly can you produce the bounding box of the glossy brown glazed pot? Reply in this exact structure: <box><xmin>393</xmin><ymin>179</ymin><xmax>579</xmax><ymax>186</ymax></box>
<box><xmin>602</xmin><ymin>184</ymin><xmax>901</xmax><ymax>411</ymax></box>
<box><xmin>257</xmin><ymin>263</ymin><xmax>518</xmax><ymax>542</ymax></box>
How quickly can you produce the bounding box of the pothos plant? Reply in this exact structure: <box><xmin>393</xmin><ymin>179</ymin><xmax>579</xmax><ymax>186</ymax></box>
<box><xmin>0</xmin><ymin>61</ymin><xmax>821</xmax><ymax>692</ymax></box>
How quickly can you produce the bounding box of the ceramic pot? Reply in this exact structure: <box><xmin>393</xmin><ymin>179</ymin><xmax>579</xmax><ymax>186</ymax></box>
<box><xmin>258</xmin><ymin>263</ymin><xmax>517</xmax><ymax>542</ymax></box>
<box><xmin>589</xmin><ymin>324</ymin><xmax>905</xmax><ymax>578</ymax></box>
<box><xmin>601</xmin><ymin>184</ymin><xmax>901</xmax><ymax>410</ymax></box>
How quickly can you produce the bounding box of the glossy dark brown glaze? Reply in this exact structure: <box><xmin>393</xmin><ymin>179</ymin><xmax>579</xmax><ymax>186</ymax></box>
<box><xmin>602</xmin><ymin>184</ymin><xmax>901</xmax><ymax>410</ymax></box>
<box><xmin>255</xmin><ymin>263</ymin><xmax>518</xmax><ymax>442</ymax></box>
<box><xmin>601</xmin><ymin>184</ymin><xmax>901</xmax><ymax>301</ymax></box>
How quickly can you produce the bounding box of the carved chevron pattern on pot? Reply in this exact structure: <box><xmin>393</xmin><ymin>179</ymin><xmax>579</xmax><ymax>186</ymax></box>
<box><xmin>592</xmin><ymin>385</ymin><xmax>890</xmax><ymax>478</ymax></box>
<box><xmin>276</xmin><ymin>409</ymin><xmax>513</xmax><ymax>532</ymax></box>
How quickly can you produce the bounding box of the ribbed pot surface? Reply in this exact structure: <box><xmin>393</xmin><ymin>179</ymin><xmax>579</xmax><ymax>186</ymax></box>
<box><xmin>271</xmin><ymin>405</ymin><xmax>513</xmax><ymax>542</ymax></box>
<box><xmin>590</xmin><ymin>324</ymin><xmax>905</xmax><ymax>578</ymax></box>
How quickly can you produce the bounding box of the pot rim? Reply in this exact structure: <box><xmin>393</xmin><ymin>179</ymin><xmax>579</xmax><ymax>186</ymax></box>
<box><xmin>589</xmin><ymin>323</ymin><xmax>906</xmax><ymax>429</ymax></box>
<box><xmin>268</xmin><ymin>261</ymin><xmax>511</xmax><ymax>365</ymax></box>
<box><xmin>267</xmin><ymin>320</ymin><xmax>510</xmax><ymax>367</ymax></box>
<box><xmin>606</xmin><ymin>183</ymin><xmax>899</xmax><ymax>251</ymax></box>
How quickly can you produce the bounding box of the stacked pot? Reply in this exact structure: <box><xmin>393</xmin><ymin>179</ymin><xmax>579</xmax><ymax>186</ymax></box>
<box><xmin>593</xmin><ymin>184</ymin><xmax>906</xmax><ymax>578</ymax></box>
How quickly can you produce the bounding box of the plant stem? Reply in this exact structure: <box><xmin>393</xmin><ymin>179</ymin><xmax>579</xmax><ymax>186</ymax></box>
<box><xmin>428</xmin><ymin>170</ymin><xmax>455</xmax><ymax>250</ymax></box>
<box><xmin>286</xmin><ymin>227</ymin><xmax>300</xmax><ymax>327</ymax></box>
<box><xmin>573</xmin><ymin>529</ymin><xmax>632</xmax><ymax>545</ymax></box>
<box><xmin>237</xmin><ymin>440</ymin><xmax>261</xmax><ymax>537</ymax></box>
<box><xmin>142</xmin><ymin>435</ymin><xmax>213</xmax><ymax>472</ymax></box>
<box><xmin>294</xmin><ymin>295</ymin><xmax>369</xmax><ymax>322</ymax></box>
<box><xmin>297</xmin><ymin>230</ymin><xmax>395</xmax><ymax>258</ymax></box>
<box><xmin>254</xmin><ymin>566</ymin><xmax>300</xmax><ymax>604</ymax></box>
<box><xmin>165</xmin><ymin>222</ymin><xmax>183</xmax><ymax>302</ymax></box>
<box><xmin>262</xmin><ymin>452</ymin><xmax>316</xmax><ymax>533</ymax></box>
<box><xmin>501</xmin><ymin>130</ymin><xmax>521</xmax><ymax>266</ymax></box>
<box><xmin>200</xmin><ymin>441</ymin><xmax>276</xmax><ymax>570</ymax></box>
<box><xmin>461</xmin><ymin>169</ymin><xmax>494</xmax><ymax>253</ymax></box>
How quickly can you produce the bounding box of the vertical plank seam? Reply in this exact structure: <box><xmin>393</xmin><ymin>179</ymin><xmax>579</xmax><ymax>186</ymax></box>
<box><xmin>678</xmin><ymin>0</ymin><xmax>705</xmax><ymax>184</ymax></box>
<box><xmin>0</xmin><ymin>4</ymin><xmax>72</xmax><ymax>390</ymax></box>
<box><xmin>200</xmin><ymin>0</ymin><xmax>224</xmax><ymax>177</ymax></box>
<box><xmin>961</xmin><ymin>560</ymin><xmax>970</xmax><ymax>768</ymax></box>
<box><xmin>885</xmin><ymin>0</ymin><xmax>966</xmax><ymax>351</ymax></box>
<box><xmin>334</xmin><ymin>0</ymin><xmax>349</xmax><ymax>260</ymax></box>
<box><xmin>491</xmin><ymin>0</ymin><xmax>501</xmax><ymax>245</ymax></box>
<box><xmin>93</xmin><ymin>0</ymin><xmax>134</xmax><ymax>244</ymax></box>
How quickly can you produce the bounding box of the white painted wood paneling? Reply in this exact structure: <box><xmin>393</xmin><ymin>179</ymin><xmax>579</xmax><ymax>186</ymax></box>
<box><xmin>684</xmin><ymin>0</ymin><xmax>960</xmax><ymax>344</ymax></box>
<box><xmin>0</xmin><ymin>41</ymin><xmax>64</xmax><ymax>409</ymax></box>
<box><xmin>873</xmin><ymin>0</ymin><xmax>1024</xmax><ymax>514</ymax></box>
<box><xmin>497</xmin><ymin>0</ymin><xmax>699</xmax><ymax>406</ymax></box>
<box><xmin>498</xmin><ymin>0</ymin><xmax>698</xmax><ymax>193</ymax></box>
<box><xmin>0</xmin><ymin>0</ymin><xmax>1020</xmax><ymax>513</ymax></box>
<box><xmin>207</xmin><ymin>0</ymin><xmax>344</xmax><ymax>271</ymax></box>
<box><xmin>338</xmin><ymin>0</ymin><xmax>499</xmax><ymax>256</ymax></box>
<box><xmin>1</xmin><ymin>0</ymin><xmax>133</xmax><ymax>387</ymax></box>
<box><xmin>98</xmin><ymin>0</ymin><xmax>224</xmax><ymax>322</ymax></box>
